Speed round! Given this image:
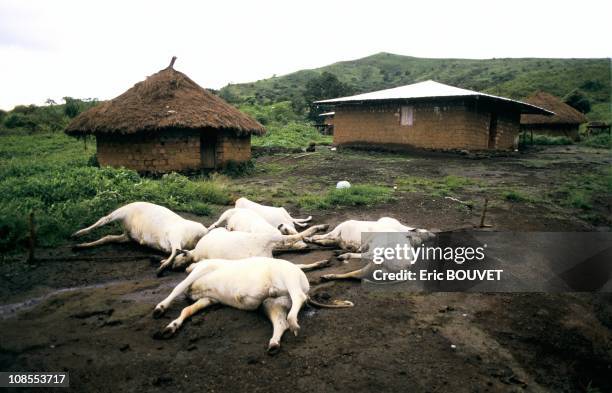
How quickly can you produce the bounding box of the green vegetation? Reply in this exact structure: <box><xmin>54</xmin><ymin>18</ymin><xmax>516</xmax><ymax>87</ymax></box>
<box><xmin>253</xmin><ymin>122</ymin><xmax>332</xmax><ymax>148</ymax></box>
<box><xmin>298</xmin><ymin>185</ymin><xmax>394</xmax><ymax>210</ymax></box>
<box><xmin>556</xmin><ymin>169</ymin><xmax>612</xmax><ymax>212</ymax></box>
<box><xmin>563</xmin><ymin>89</ymin><xmax>591</xmax><ymax>113</ymax></box>
<box><xmin>0</xmin><ymin>132</ymin><xmax>230</xmax><ymax>251</ymax></box>
<box><xmin>530</xmin><ymin>135</ymin><xmax>574</xmax><ymax>145</ymax></box>
<box><xmin>0</xmin><ymin>98</ymin><xmax>99</xmax><ymax>133</ymax></box>
<box><xmin>220</xmin><ymin>53</ymin><xmax>610</xmax><ymax>122</ymax></box>
<box><xmin>581</xmin><ymin>134</ymin><xmax>611</xmax><ymax>149</ymax></box>
<box><xmin>396</xmin><ymin>175</ymin><xmax>480</xmax><ymax>197</ymax></box>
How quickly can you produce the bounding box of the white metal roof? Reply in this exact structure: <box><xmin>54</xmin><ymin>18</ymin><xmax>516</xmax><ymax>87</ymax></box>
<box><xmin>315</xmin><ymin>80</ymin><xmax>553</xmax><ymax>115</ymax></box>
<box><xmin>318</xmin><ymin>111</ymin><xmax>335</xmax><ymax>116</ymax></box>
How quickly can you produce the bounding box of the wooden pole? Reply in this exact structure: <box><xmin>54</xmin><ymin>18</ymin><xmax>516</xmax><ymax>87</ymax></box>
<box><xmin>169</xmin><ymin>56</ymin><xmax>177</xmax><ymax>68</ymax></box>
<box><xmin>27</xmin><ymin>211</ymin><xmax>36</xmax><ymax>264</ymax></box>
<box><xmin>479</xmin><ymin>198</ymin><xmax>490</xmax><ymax>228</ymax></box>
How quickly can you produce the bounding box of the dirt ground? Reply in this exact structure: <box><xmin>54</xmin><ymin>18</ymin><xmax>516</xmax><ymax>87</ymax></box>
<box><xmin>1</xmin><ymin>146</ymin><xmax>611</xmax><ymax>392</ymax></box>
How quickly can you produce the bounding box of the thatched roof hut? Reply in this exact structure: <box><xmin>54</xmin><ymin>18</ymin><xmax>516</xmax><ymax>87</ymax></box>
<box><xmin>521</xmin><ymin>92</ymin><xmax>587</xmax><ymax>126</ymax></box>
<box><xmin>66</xmin><ymin>58</ymin><xmax>264</xmax><ymax>173</ymax></box>
<box><xmin>520</xmin><ymin>92</ymin><xmax>587</xmax><ymax>140</ymax></box>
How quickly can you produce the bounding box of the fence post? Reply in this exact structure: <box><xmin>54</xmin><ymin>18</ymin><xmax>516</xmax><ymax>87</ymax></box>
<box><xmin>27</xmin><ymin>211</ymin><xmax>36</xmax><ymax>264</ymax></box>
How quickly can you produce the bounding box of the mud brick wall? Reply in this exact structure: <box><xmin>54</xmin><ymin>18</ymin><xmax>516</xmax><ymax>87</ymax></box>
<box><xmin>96</xmin><ymin>129</ymin><xmax>201</xmax><ymax>173</ymax></box>
<box><xmin>333</xmin><ymin>100</ymin><xmax>521</xmax><ymax>151</ymax></box>
<box><xmin>216</xmin><ymin>132</ymin><xmax>251</xmax><ymax>165</ymax></box>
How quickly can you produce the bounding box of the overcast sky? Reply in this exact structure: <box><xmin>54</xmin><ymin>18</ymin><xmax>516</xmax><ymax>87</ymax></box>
<box><xmin>1</xmin><ymin>0</ymin><xmax>610</xmax><ymax>110</ymax></box>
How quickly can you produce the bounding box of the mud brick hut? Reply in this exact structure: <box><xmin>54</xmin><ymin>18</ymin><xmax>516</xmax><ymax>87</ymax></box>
<box><xmin>65</xmin><ymin>58</ymin><xmax>264</xmax><ymax>173</ymax></box>
<box><xmin>520</xmin><ymin>91</ymin><xmax>588</xmax><ymax>141</ymax></box>
<box><xmin>315</xmin><ymin>80</ymin><xmax>552</xmax><ymax>151</ymax></box>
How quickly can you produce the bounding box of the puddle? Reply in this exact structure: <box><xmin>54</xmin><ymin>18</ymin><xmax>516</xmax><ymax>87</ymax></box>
<box><xmin>0</xmin><ymin>280</ymin><xmax>133</xmax><ymax>320</ymax></box>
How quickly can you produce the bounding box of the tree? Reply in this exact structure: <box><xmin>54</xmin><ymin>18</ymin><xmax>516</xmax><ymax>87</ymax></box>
<box><xmin>63</xmin><ymin>97</ymin><xmax>82</xmax><ymax>118</ymax></box>
<box><xmin>302</xmin><ymin>72</ymin><xmax>353</xmax><ymax>120</ymax></box>
<box><xmin>563</xmin><ymin>89</ymin><xmax>591</xmax><ymax>114</ymax></box>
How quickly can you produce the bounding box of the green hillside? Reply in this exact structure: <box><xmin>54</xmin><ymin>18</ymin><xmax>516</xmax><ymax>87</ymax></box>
<box><xmin>220</xmin><ymin>52</ymin><xmax>611</xmax><ymax>121</ymax></box>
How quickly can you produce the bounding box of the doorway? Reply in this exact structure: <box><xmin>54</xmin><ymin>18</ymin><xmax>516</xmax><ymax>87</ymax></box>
<box><xmin>200</xmin><ymin>133</ymin><xmax>217</xmax><ymax>169</ymax></box>
<box><xmin>488</xmin><ymin>112</ymin><xmax>498</xmax><ymax>149</ymax></box>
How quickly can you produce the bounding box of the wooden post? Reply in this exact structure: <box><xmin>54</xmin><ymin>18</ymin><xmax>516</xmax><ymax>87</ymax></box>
<box><xmin>169</xmin><ymin>56</ymin><xmax>177</xmax><ymax>68</ymax></box>
<box><xmin>27</xmin><ymin>211</ymin><xmax>36</xmax><ymax>264</ymax></box>
<box><xmin>479</xmin><ymin>198</ymin><xmax>489</xmax><ymax>228</ymax></box>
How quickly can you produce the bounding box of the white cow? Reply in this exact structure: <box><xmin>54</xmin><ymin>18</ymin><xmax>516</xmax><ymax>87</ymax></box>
<box><xmin>235</xmin><ymin>197</ymin><xmax>312</xmax><ymax>235</ymax></box>
<box><xmin>72</xmin><ymin>202</ymin><xmax>207</xmax><ymax>276</ymax></box>
<box><xmin>153</xmin><ymin>257</ymin><xmax>353</xmax><ymax>354</ymax></box>
<box><xmin>208</xmin><ymin>208</ymin><xmax>326</xmax><ymax>244</ymax></box>
<box><xmin>161</xmin><ymin>227</ymin><xmax>330</xmax><ymax>274</ymax></box>
<box><xmin>306</xmin><ymin>217</ymin><xmax>433</xmax><ymax>280</ymax></box>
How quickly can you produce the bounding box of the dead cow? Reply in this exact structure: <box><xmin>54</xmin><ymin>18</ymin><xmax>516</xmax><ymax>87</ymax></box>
<box><xmin>72</xmin><ymin>202</ymin><xmax>207</xmax><ymax>275</ymax></box>
<box><xmin>153</xmin><ymin>257</ymin><xmax>353</xmax><ymax>354</ymax></box>
<box><xmin>164</xmin><ymin>227</ymin><xmax>330</xmax><ymax>273</ymax></box>
<box><xmin>207</xmin><ymin>208</ymin><xmax>325</xmax><ymax>249</ymax></box>
<box><xmin>306</xmin><ymin>217</ymin><xmax>432</xmax><ymax>280</ymax></box>
<box><xmin>235</xmin><ymin>197</ymin><xmax>312</xmax><ymax>235</ymax></box>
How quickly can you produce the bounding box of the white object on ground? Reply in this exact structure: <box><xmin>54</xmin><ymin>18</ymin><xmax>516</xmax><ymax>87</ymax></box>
<box><xmin>336</xmin><ymin>181</ymin><xmax>351</xmax><ymax>189</ymax></box>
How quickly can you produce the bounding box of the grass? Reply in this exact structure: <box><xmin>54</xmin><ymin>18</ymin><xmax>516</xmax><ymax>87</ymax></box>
<box><xmin>396</xmin><ymin>175</ymin><xmax>480</xmax><ymax>197</ymax></box>
<box><xmin>581</xmin><ymin>133</ymin><xmax>611</xmax><ymax>149</ymax></box>
<box><xmin>530</xmin><ymin>134</ymin><xmax>573</xmax><ymax>145</ymax></box>
<box><xmin>537</xmin><ymin>168</ymin><xmax>612</xmax><ymax>224</ymax></box>
<box><xmin>0</xmin><ymin>132</ymin><xmax>231</xmax><ymax>251</ymax></box>
<box><xmin>298</xmin><ymin>184</ymin><xmax>394</xmax><ymax>210</ymax></box>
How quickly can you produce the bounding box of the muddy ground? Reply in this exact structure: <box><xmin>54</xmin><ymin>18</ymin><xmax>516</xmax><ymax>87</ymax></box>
<box><xmin>1</xmin><ymin>146</ymin><xmax>611</xmax><ymax>392</ymax></box>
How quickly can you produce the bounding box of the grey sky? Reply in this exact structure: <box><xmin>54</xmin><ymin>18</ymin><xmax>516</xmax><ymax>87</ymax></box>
<box><xmin>1</xmin><ymin>0</ymin><xmax>610</xmax><ymax>110</ymax></box>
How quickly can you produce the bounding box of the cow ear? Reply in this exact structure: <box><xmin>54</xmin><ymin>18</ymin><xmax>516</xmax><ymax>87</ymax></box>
<box><xmin>277</xmin><ymin>224</ymin><xmax>284</xmax><ymax>230</ymax></box>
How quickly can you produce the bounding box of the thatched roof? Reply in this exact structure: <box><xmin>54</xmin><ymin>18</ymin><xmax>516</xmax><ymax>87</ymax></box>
<box><xmin>66</xmin><ymin>59</ymin><xmax>265</xmax><ymax>136</ymax></box>
<box><xmin>521</xmin><ymin>91</ymin><xmax>588</xmax><ymax>125</ymax></box>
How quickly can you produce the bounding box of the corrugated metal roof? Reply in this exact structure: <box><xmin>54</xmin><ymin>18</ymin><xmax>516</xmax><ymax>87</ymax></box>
<box><xmin>315</xmin><ymin>80</ymin><xmax>553</xmax><ymax>115</ymax></box>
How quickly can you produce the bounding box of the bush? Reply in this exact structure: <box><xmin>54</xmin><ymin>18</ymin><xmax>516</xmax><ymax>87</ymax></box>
<box><xmin>563</xmin><ymin>89</ymin><xmax>591</xmax><ymax>114</ymax></box>
<box><xmin>252</xmin><ymin>121</ymin><xmax>332</xmax><ymax>148</ymax></box>
<box><xmin>581</xmin><ymin>134</ymin><xmax>611</xmax><ymax>149</ymax></box>
<box><xmin>530</xmin><ymin>134</ymin><xmax>573</xmax><ymax>145</ymax></box>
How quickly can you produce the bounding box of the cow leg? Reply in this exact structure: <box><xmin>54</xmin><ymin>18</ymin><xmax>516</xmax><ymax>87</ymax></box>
<box><xmin>304</xmin><ymin>235</ymin><xmax>338</xmax><ymax>246</ymax></box>
<box><xmin>337</xmin><ymin>252</ymin><xmax>362</xmax><ymax>262</ymax></box>
<box><xmin>160</xmin><ymin>297</ymin><xmax>217</xmax><ymax>338</ymax></box>
<box><xmin>74</xmin><ymin>233</ymin><xmax>130</xmax><ymax>249</ymax></box>
<box><xmin>206</xmin><ymin>208</ymin><xmax>234</xmax><ymax>231</ymax></box>
<box><xmin>295</xmin><ymin>259</ymin><xmax>330</xmax><ymax>271</ymax></box>
<box><xmin>156</xmin><ymin>247</ymin><xmax>181</xmax><ymax>277</ymax></box>
<box><xmin>262</xmin><ymin>296</ymin><xmax>291</xmax><ymax>355</ymax></box>
<box><xmin>154</xmin><ymin>263</ymin><xmax>213</xmax><ymax>317</ymax></box>
<box><xmin>321</xmin><ymin>265</ymin><xmax>370</xmax><ymax>281</ymax></box>
<box><xmin>286</xmin><ymin>286</ymin><xmax>307</xmax><ymax>336</ymax></box>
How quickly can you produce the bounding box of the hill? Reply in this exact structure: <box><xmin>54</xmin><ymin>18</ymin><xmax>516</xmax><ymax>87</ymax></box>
<box><xmin>220</xmin><ymin>52</ymin><xmax>611</xmax><ymax>121</ymax></box>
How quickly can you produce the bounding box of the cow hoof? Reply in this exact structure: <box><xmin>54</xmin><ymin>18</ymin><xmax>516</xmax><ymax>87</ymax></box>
<box><xmin>156</xmin><ymin>267</ymin><xmax>166</xmax><ymax>277</ymax></box>
<box><xmin>161</xmin><ymin>325</ymin><xmax>177</xmax><ymax>339</ymax></box>
<box><xmin>267</xmin><ymin>343</ymin><xmax>281</xmax><ymax>356</ymax></box>
<box><xmin>153</xmin><ymin>306</ymin><xmax>165</xmax><ymax>319</ymax></box>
